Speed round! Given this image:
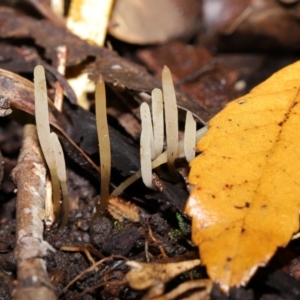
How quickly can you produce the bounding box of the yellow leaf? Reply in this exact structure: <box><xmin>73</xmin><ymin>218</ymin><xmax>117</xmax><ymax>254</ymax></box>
<box><xmin>185</xmin><ymin>61</ymin><xmax>300</xmax><ymax>293</ymax></box>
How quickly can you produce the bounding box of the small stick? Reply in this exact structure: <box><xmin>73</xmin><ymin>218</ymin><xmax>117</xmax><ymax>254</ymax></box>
<box><xmin>60</xmin><ymin>246</ymin><xmax>98</xmax><ymax>271</ymax></box>
<box><xmin>61</xmin><ymin>255</ymin><xmax>127</xmax><ymax>295</ymax></box>
<box><xmin>12</xmin><ymin>124</ymin><xmax>56</xmax><ymax>300</ymax></box>
<box><xmin>148</xmin><ymin>224</ymin><xmax>168</xmax><ymax>259</ymax></box>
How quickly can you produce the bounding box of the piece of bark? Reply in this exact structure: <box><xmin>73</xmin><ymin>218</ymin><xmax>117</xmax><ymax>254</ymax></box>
<box><xmin>12</xmin><ymin>124</ymin><xmax>56</xmax><ymax>300</ymax></box>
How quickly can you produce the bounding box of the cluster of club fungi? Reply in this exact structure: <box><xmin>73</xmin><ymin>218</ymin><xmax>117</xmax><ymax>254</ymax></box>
<box><xmin>34</xmin><ymin>64</ymin><xmax>208</xmax><ymax>226</ymax></box>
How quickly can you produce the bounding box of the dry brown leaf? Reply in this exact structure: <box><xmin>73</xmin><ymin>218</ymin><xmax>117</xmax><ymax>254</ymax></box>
<box><xmin>108</xmin><ymin>195</ymin><xmax>140</xmax><ymax>223</ymax></box>
<box><xmin>109</xmin><ymin>0</ymin><xmax>201</xmax><ymax>44</ymax></box>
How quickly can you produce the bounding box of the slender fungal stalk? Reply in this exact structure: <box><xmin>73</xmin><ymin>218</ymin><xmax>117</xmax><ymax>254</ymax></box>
<box><xmin>95</xmin><ymin>75</ymin><xmax>111</xmax><ymax>214</ymax></box>
<box><xmin>112</xmin><ymin>126</ymin><xmax>208</xmax><ymax>196</ymax></box>
<box><xmin>111</xmin><ymin>170</ymin><xmax>141</xmax><ymax>196</ymax></box>
<box><xmin>162</xmin><ymin>66</ymin><xmax>179</xmax><ymax>175</ymax></box>
<box><xmin>140</xmin><ymin>103</ymin><xmax>155</xmax><ymax>189</ymax></box>
<box><xmin>34</xmin><ymin>65</ymin><xmax>61</xmax><ymax>223</ymax></box>
<box><xmin>184</xmin><ymin>111</ymin><xmax>197</xmax><ymax>162</ymax></box>
<box><xmin>50</xmin><ymin>132</ymin><xmax>69</xmax><ymax>227</ymax></box>
<box><xmin>151</xmin><ymin>88</ymin><xmax>164</xmax><ymax>158</ymax></box>
<box><xmin>111</xmin><ymin>66</ymin><xmax>209</xmax><ymax>196</ymax></box>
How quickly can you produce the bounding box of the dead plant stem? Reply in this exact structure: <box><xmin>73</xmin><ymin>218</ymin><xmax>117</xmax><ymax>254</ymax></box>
<box><xmin>12</xmin><ymin>124</ymin><xmax>56</xmax><ymax>300</ymax></box>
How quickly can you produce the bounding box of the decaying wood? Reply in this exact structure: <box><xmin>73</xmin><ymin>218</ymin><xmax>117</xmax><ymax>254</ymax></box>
<box><xmin>12</xmin><ymin>124</ymin><xmax>56</xmax><ymax>300</ymax></box>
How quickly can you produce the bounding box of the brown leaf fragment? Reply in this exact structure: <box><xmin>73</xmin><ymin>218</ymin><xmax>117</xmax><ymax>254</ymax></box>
<box><xmin>108</xmin><ymin>196</ymin><xmax>140</xmax><ymax>223</ymax></box>
<box><xmin>0</xmin><ymin>7</ymin><xmax>93</xmax><ymax>66</ymax></box>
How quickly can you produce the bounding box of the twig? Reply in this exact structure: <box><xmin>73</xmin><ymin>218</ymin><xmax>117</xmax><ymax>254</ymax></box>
<box><xmin>70</xmin><ymin>279</ymin><xmax>127</xmax><ymax>300</ymax></box>
<box><xmin>148</xmin><ymin>224</ymin><xmax>168</xmax><ymax>259</ymax></box>
<box><xmin>60</xmin><ymin>255</ymin><xmax>127</xmax><ymax>296</ymax></box>
<box><xmin>60</xmin><ymin>245</ymin><xmax>98</xmax><ymax>272</ymax></box>
<box><xmin>12</xmin><ymin>124</ymin><xmax>56</xmax><ymax>300</ymax></box>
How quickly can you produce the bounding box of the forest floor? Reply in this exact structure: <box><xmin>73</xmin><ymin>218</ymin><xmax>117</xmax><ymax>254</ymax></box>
<box><xmin>0</xmin><ymin>1</ymin><xmax>300</xmax><ymax>300</ymax></box>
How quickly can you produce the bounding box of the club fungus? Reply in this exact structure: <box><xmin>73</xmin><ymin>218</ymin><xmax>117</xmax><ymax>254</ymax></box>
<box><xmin>112</xmin><ymin>126</ymin><xmax>208</xmax><ymax>196</ymax></box>
<box><xmin>34</xmin><ymin>65</ymin><xmax>61</xmax><ymax>225</ymax></box>
<box><xmin>50</xmin><ymin>132</ymin><xmax>69</xmax><ymax>227</ymax></box>
<box><xmin>111</xmin><ymin>66</ymin><xmax>208</xmax><ymax>196</ymax></box>
<box><xmin>162</xmin><ymin>66</ymin><xmax>178</xmax><ymax>175</ymax></box>
<box><xmin>140</xmin><ymin>102</ymin><xmax>155</xmax><ymax>189</ymax></box>
<box><xmin>184</xmin><ymin>111</ymin><xmax>197</xmax><ymax>162</ymax></box>
<box><xmin>95</xmin><ymin>75</ymin><xmax>111</xmax><ymax>214</ymax></box>
<box><xmin>151</xmin><ymin>88</ymin><xmax>164</xmax><ymax>158</ymax></box>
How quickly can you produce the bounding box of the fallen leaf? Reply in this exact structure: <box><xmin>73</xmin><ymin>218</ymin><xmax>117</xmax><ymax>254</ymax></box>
<box><xmin>185</xmin><ymin>60</ymin><xmax>300</xmax><ymax>292</ymax></box>
<box><xmin>109</xmin><ymin>0</ymin><xmax>201</xmax><ymax>44</ymax></box>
